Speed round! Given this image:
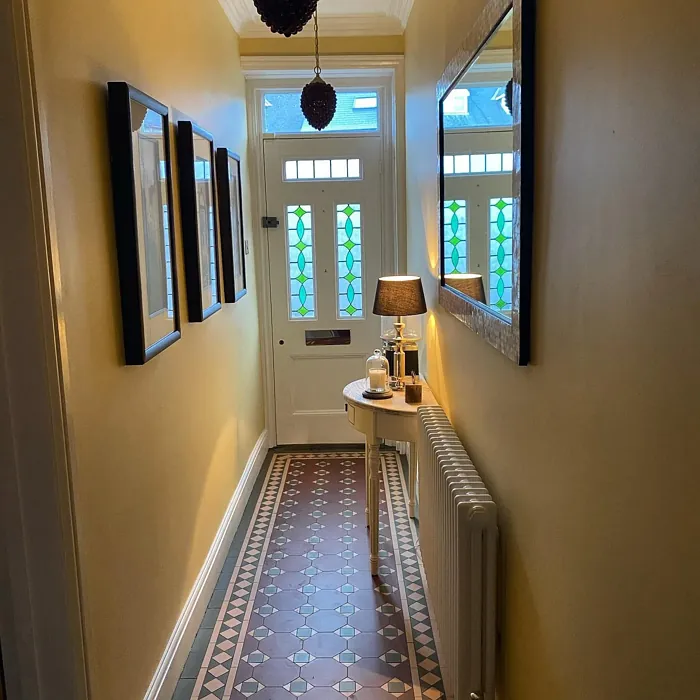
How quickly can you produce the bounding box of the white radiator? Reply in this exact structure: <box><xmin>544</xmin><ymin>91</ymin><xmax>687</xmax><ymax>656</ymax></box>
<box><xmin>417</xmin><ymin>406</ymin><xmax>498</xmax><ymax>700</ymax></box>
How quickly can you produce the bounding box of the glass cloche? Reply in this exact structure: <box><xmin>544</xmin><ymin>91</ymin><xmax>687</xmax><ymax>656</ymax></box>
<box><xmin>365</xmin><ymin>349</ymin><xmax>390</xmax><ymax>395</ymax></box>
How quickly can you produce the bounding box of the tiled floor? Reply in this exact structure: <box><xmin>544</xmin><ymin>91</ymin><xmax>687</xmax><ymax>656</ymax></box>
<box><xmin>173</xmin><ymin>450</ymin><xmax>445</xmax><ymax>700</ymax></box>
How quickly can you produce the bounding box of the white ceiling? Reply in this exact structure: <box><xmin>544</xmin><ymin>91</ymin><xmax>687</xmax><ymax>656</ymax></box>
<box><xmin>219</xmin><ymin>0</ymin><xmax>414</xmax><ymax>38</ymax></box>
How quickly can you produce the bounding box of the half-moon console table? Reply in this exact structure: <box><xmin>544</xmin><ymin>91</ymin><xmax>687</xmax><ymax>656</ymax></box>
<box><xmin>343</xmin><ymin>378</ymin><xmax>437</xmax><ymax>576</ymax></box>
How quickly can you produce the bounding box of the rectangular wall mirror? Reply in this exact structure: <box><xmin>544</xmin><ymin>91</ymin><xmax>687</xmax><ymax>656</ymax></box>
<box><xmin>107</xmin><ymin>83</ymin><xmax>180</xmax><ymax>365</ymax></box>
<box><xmin>438</xmin><ymin>0</ymin><xmax>535</xmax><ymax>365</ymax></box>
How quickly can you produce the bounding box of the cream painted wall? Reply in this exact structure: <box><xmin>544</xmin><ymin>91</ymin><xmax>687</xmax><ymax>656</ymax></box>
<box><xmin>240</xmin><ymin>34</ymin><xmax>404</xmax><ymax>56</ymax></box>
<box><xmin>28</xmin><ymin>0</ymin><xmax>264</xmax><ymax>698</ymax></box>
<box><xmin>406</xmin><ymin>1</ymin><xmax>700</xmax><ymax>699</ymax></box>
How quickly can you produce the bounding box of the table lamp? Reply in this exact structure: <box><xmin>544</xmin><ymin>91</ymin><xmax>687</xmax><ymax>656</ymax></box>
<box><xmin>373</xmin><ymin>275</ymin><xmax>427</xmax><ymax>390</ymax></box>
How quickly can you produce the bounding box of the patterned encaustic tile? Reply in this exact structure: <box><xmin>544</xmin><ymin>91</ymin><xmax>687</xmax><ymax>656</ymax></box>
<box><xmin>178</xmin><ymin>451</ymin><xmax>445</xmax><ymax>700</ymax></box>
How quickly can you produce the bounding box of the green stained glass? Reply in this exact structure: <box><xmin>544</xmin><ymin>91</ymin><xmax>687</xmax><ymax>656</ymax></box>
<box><xmin>443</xmin><ymin>199</ymin><xmax>467</xmax><ymax>275</ymax></box>
<box><xmin>336</xmin><ymin>204</ymin><xmax>363</xmax><ymax>318</ymax></box>
<box><xmin>489</xmin><ymin>197</ymin><xmax>513</xmax><ymax>313</ymax></box>
<box><xmin>287</xmin><ymin>205</ymin><xmax>316</xmax><ymax>319</ymax></box>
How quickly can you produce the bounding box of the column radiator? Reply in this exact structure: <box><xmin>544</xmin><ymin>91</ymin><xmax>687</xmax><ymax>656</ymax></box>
<box><xmin>417</xmin><ymin>406</ymin><xmax>498</xmax><ymax>700</ymax></box>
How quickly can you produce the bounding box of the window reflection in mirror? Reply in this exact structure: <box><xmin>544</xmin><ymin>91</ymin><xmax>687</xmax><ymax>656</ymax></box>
<box><xmin>130</xmin><ymin>101</ymin><xmax>176</xmax><ymax>347</ymax></box>
<box><xmin>441</xmin><ymin>8</ymin><xmax>514</xmax><ymax>318</ymax></box>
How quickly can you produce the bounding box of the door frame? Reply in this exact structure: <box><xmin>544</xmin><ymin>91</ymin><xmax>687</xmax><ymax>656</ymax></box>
<box><xmin>0</xmin><ymin>0</ymin><xmax>89</xmax><ymax>698</ymax></box>
<box><xmin>243</xmin><ymin>56</ymin><xmax>405</xmax><ymax>447</ymax></box>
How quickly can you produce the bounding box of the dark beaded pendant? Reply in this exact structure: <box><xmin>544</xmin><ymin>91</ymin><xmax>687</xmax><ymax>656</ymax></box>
<box><xmin>301</xmin><ymin>76</ymin><xmax>337</xmax><ymax>131</ymax></box>
<box><xmin>253</xmin><ymin>0</ymin><xmax>318</xmax><ymax>37</ymax></box>
<box><xmin>504</xmin><ymin>78</ymin><xmax>514</xmax><ymax>115</ymax></box>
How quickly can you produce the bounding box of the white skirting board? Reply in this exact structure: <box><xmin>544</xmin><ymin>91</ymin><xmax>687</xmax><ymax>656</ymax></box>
<box><xmin>143</xmin><ymin>430</ymin><xmax>269</xmax><ymax>700</ymax></box>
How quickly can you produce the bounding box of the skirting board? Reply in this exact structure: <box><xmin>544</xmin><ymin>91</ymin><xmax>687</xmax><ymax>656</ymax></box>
<box><xmin>143</xmin><ymin>430</ymin><xmax>268</xmax><ymax>700</ymax></box>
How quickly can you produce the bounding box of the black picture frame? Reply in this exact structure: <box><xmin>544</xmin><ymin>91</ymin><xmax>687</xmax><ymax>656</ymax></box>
<box><xmin>437</xmin><ymin>0</ymin><xmax>535</xmax><ymax>365</ymax></box>
<box><xmin>107</xmin><ymin>82</ymin><xmax>181</xmax><ymax>365</ymax></box>
<box><xmin>177</xmin><ymin>120</ymin><xmax>222</xmax><ymax>322</ymax></box>
<box><xmin>215</xmin><ymin>148</ymin><xmax>247</xmax><ymax>303</ymax></box>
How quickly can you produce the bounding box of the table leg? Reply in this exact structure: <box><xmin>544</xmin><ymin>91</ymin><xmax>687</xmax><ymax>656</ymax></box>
<box><xmin>365</xmin><ymin>438</ymin><xmax>370</xmax><ymax>528</ymax></box>
<box><xmin>367</xmin><ymin>437</ymin><xmax>381</xmax><ymax>577</ymax></box>
<box><xmin>408</xmin><ymin>442</ymin><xmax>418</xmax><ymax>519</ymax></box>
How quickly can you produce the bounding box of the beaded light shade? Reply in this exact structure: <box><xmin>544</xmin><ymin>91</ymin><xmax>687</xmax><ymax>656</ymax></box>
<box><xmin>253</xmin><ymin>0</ymin><xmax>317</xmax><ymax>37</ymax></box>
<box><xmin>504</xmin><ymin>78</ymin><xmax>514</xmax><ymax>115</ymax></box>
<box><xmin>301</xmin><ymin>11</ymin><xmax>337</xmax><ymax>131</ymax></box>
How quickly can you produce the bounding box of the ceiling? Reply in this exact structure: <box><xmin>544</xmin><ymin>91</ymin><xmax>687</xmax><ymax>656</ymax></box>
<box><xmin>219</xmin><ymin>0</ymin><xmax>415</xmax><ymax>38</ymax></box>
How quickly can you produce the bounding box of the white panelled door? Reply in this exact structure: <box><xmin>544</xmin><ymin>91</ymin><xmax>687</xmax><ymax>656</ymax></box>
<box><xmin>264</xmin><ymin>136</ymin><xmax>383</xmax><ymax>445</ymax></box>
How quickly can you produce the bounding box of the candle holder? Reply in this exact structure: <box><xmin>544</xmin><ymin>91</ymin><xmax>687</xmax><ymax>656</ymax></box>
<box><xmin>363</xmin><ymin>349</ymin><xmax>393</xmax><ymax>400</ymax></box>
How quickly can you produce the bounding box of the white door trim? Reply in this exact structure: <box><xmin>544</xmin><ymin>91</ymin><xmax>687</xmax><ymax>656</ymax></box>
<box><xmin>245</xmin><ymin>56</ymin><xmax>405</xmax><ymax>447</ymax></box>
<box><xmin>0</xmin><ymin>0</ymin><xmax>89</xmax><ymax>698</ymax></box>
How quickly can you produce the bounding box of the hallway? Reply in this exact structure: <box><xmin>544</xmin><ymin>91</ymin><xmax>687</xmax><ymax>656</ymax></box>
<box><xmin>173</xmin><ymin>451</ymin><xmax>445</xmax><ymax>700</ymax></box>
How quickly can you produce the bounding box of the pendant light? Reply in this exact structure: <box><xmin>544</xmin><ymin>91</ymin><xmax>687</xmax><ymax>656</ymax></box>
<box><xmin>504</xmin><ymin>78</ymin><xmax>514</xmax><ymax>116</ymax></box>
<box><xmin>253</xmin><ymin>0</ymin><xmax>317</xmax><ymax>38</ymax></box>
<box><xmin>300</xmin><ymin>11</ymin><xmax>337</xmax><ymax>131</ymax></box>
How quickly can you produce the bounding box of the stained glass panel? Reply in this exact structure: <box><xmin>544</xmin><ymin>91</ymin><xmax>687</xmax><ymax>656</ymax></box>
<box><xmin>336</xmin><ymin>204</ymin><xmax>363</xmax><ymax>318</ymax></box>
<box><xmin>443</xmin><ymin>199</ymin><xmax>468</xmax><ymax>275</ymax></box>
<box><xmin>489</xmin><ymin>197</ymin><xmax>514</xmax><ymax>312</ymax></box>
<box><xmin>286</xmin><ymin>205</ymin><xmax>316</xmax><ymax>319</ymax></box>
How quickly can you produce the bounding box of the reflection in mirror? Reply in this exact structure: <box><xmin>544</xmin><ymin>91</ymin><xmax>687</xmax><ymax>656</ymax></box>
<box><xmin>130</xmin><ymin>101</ymin><xmax>176</xmax><ymax>347</ymax></box>
<box><xmin>442</xmin><ymin>9</ymin><xmax>514</xmax><ymax>318</ymax></box>
<box><xmin>192</xmin><ymin>133</ymin><xmax>218</xmax><ymax>311</ymax></box>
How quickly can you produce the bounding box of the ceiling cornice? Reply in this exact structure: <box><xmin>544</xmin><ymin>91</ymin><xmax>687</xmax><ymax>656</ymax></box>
<box><xmin>218</xmin><ymin>0</ymin><xmax>257</xmax><ymax>32</ymax></box>
<box><xmin>388</xmin><ymin>0</ymin><xmax>415</xmax><ymax>26</ymax></box>
<box><xmin>219</xmin><ymin>0</ymin><xmax>414</xmax><ymax>37</ymax></box>
<box><xmin>240</xmin><ymin>14</ymin><xmax>404</xmax><ymax>38</ymax></box>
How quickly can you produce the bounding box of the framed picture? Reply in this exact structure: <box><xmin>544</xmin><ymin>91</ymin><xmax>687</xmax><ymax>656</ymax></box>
<box><xmin>215</xmin><ymin>148</ymin><xmax>247</xmax><ymax>303</ymax></box>
<box><xmin>107</xmin><ymin>82</ymin><xmax>180</xmax><ymax>365</ymax></box>
<box><xmin>177</xmin><ymin>121</ymin><xmax>221</xmax><ymax>322</ymax></box>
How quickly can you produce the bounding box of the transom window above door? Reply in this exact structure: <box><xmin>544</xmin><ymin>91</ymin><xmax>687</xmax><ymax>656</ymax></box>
<box><xmin>444</xmin><ymin>152</ymin><xmax>513</xmax><ymax>175</ymax></box>
<box><xmin>263</xmin><ymin>90</ymin><xmax>380</xmax><ymax>134</ymax></box>
<box><xmin>284</xmin><ymin>158</ymin><xmax>362</xmax><ymax>181</ymax></box>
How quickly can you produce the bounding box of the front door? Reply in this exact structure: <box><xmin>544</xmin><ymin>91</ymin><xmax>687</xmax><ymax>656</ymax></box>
<box><xmin>264</xmin><ymin>136</ymin><xmax>384</xmax><ymax>445</ymax></box>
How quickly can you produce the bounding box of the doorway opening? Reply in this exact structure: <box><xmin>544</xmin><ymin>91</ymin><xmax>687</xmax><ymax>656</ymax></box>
<box><xmin>245</xmin><ymin>60</ymin><xmax>404</xmax><ymax>446</ymax></box>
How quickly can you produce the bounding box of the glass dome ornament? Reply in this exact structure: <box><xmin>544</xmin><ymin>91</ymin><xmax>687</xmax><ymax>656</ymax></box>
<box><xmin>363</xmin><ymin>350</ymin><xmax>392</xmax><ymax>400</ymax></box>
<box><xmin>301</xmin><ymin>11</ymin><xmax>337</xmax><ymax>131</ymax></box>
<box><xmin>253</xmin><ymin>0</ymin><xmax>317</xmax><ymax>37</ymax></box>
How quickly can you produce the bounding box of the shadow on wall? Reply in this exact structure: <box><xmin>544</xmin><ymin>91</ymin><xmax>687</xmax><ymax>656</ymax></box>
<box><xmin>496</xmin><ymin>532</ymin><xmax>562</xmax><ymax>699</ymax></box>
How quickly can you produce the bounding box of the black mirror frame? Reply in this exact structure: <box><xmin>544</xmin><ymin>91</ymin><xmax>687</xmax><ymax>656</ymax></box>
<box><xmin>177</xmin><ymin>120</ymin><xmax>222</xmax><ymax>322</ymax></box>
<box><xmin>107</xmin><ymin>82</ymin><xmax>181</xmax><ymax>365</ymax></box>
<box><xmin>215</xmin><ymin>148</ymin><xmax>248</xmax><ymax>303</ymax></box>
<box><xmin>437</xmin><ymin>0</ymin><xmax>535</xmax><ymax>365</ymax></box>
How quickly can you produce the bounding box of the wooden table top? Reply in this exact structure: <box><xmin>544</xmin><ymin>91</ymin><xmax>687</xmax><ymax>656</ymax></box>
<box><xmin>343</xmin><ymin>378</ymin><xmax>438</xmax><ymax>417</ymax></box>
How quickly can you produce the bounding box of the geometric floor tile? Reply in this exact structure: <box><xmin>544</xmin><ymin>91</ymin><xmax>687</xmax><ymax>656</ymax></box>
<box><xmin>174</xmin><ymin>450</ymin><xmax>445</xmax><ymax>700</ymax></box>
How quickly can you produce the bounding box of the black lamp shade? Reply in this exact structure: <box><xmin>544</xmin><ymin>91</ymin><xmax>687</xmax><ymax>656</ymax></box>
<box><xmin>445</xmin><ymin>273</ymin><xmax>486</xmax><ymax>303</ymax></box>
<box><xmin>373</xmin><ymin>276</ymin><xmax>427</xmax><ymax>317</ymax></box>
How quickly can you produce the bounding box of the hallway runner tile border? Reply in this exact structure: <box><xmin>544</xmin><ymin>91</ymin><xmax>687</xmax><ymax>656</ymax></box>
<box><xmin>188</xmin><ymin>452</ymin><xmax>445</xmax><ymax>700</ymax></box>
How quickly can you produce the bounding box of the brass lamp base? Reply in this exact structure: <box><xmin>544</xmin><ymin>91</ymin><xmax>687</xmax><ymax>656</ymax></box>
<box><xmin>389</xmin><ymin>316</ymin><xmax>407</xmax><ymax>390</ymax></box>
